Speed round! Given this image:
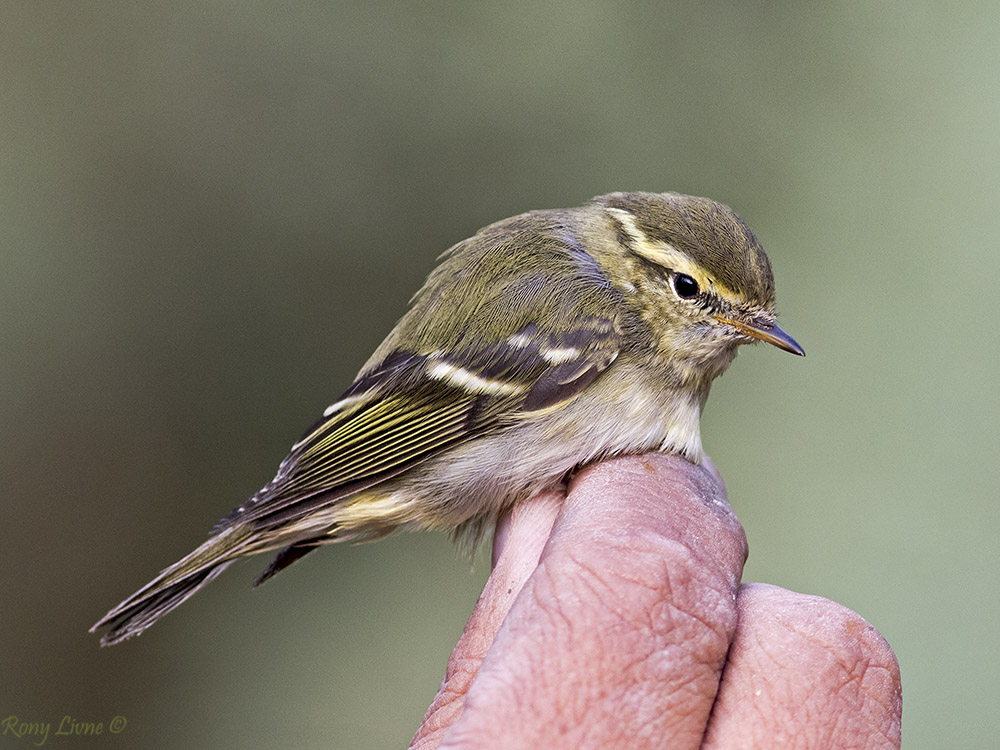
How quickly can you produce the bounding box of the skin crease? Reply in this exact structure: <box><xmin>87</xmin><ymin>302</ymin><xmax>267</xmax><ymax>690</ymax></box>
<box><xmin>409</xmin><ymin>453</ymin><xmax>902</xmax><ymax>750</ymax></box>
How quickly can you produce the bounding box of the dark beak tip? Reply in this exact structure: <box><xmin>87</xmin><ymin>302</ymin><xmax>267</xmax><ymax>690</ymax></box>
<box><xmin>753</xmin><ymin>322</ymin><xmax>804</xmax><ymax>357</ymax></box>
<box><xmin>772</xmin><ymin>332</ymin><xmax>805</xmax><ymax>357</ymax></box>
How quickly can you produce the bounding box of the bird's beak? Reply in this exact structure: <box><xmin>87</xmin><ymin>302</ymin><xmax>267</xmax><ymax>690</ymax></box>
<box><xmin>715</xmin><ymin>315</ymin><xmax>805</xmax><ymax>356</ymax></box>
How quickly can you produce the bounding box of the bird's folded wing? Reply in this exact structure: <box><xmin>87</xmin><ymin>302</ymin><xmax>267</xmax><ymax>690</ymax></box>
<box><xmin>224</xmin><ymin>319</ymin><xmax>621</xmax><ymax>530</ymax></box>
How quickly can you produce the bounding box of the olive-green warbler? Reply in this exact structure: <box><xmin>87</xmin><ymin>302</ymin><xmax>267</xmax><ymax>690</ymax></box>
<box><xmin>91</xmin><ymin>191</ymin><xmax>803</xmax><ymax>646</ymax></box>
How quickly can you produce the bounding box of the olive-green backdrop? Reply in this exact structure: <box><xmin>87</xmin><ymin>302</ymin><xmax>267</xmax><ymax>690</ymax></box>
<box><xmin>3</xmin><ymin>1</ymin><xmax>995</xmax><ymax>748</ymax></box>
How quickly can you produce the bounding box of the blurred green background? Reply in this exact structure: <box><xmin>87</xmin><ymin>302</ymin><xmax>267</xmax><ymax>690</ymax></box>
<box><xmin>2</xmin><ymin>1</ymin><xmax>995</xmax><ymax>747</ymax></box>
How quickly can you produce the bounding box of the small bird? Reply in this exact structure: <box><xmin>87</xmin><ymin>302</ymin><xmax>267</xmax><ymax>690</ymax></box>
<box><xmin>91</xmin><ymin>191</ymin><xmax>803</xmax><ymax>646</ymax></box>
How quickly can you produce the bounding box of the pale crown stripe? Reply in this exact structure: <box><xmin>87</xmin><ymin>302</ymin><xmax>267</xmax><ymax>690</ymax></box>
<box><xmin>606</xmin><ymin>207</ymin><xmax>745</xmax><ymax>303</ymax></box>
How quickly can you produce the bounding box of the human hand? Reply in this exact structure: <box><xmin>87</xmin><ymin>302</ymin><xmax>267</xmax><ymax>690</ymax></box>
<box><xmin>410</xmin><ymin>453</ymin><xmax>902</xmax><ymax>750</ymax></box>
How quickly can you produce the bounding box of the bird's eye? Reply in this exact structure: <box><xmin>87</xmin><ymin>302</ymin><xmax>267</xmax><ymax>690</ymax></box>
<box><xmin>673</xmin><ymin>273</ymin><xmax>700</xmax><ymax>299</ymax></box>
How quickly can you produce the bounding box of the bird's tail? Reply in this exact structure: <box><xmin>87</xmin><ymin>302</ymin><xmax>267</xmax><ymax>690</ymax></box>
<box><xmin>90</xmin><ymin>526</ymin><xmax>250</xmax><ymax>646</ymax></box>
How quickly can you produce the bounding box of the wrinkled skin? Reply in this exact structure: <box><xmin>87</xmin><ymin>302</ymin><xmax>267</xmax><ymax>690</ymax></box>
<box><xmin>411</xmin><ymin>453</ymin><xmax>901</xmax><ymax>750</ymax></box>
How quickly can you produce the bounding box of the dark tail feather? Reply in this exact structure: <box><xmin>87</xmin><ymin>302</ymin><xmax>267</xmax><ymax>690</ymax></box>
<box><xmin>253</xmin><ymin>540</ymin><xmax>320</xmax><ymax>587</ymax></box>
<box><xmin>90</xmin><ymin>562</ymin><xmax>233</xmax><ymax>646</ymax></box>
<box><xmin>91</xmin><ymin>527</ymin><xmax>247</xmax><ymax>646</ymax></box>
